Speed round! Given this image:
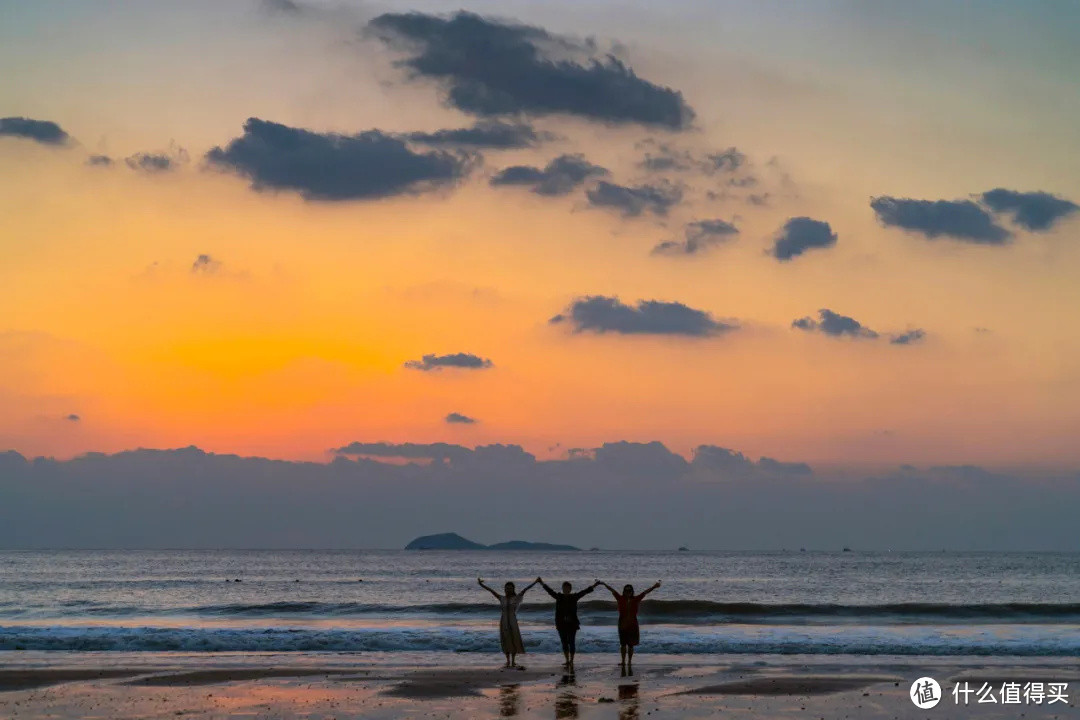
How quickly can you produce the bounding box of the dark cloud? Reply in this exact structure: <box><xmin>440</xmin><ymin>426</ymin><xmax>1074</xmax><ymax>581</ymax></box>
<box><xmin>550</xmin><ymin>295</ymin><xmax>737</xmax><ymax>337</ymax></box>
<box><xmin>653</xmin><ymin>218</ymin><xmax>738</xmax><ymax>256</ymax></box>
<box><xmin>86</xmin><ymin>154</ymin><xmax>113</xmax><ymax>167</ymax></box>
<box><xmin>792</xmin><ymin>309</ymin><xmax>878</xmax><ymax>339</ymax></box>
<box><xmin>980</xmin><ymin>189</ymin><xmax>1079</xmax><ymax>232</ymax></box>
<box><xmin>125</xmin><ymin>152</ymin><xmax>177</xmax><ymax>173</ymax></box>
<box><xmin>65</xmin><ymin>414</ymin><xmax>81</xmax><ymax>422</ymax></box>
<box><xmin>335</xmin><ymin>441</ymin><xmax>472</xmax><ymax>462</ymax></box>
<box><xmin>890</xmin><ymin>329</ymin><xmax>926</xmax><ymax>346</ymax></box>
<box><xmin>403</xmin><ymin>352</ymin><xmax>494</xmax><ymax>371</ymax></box>
<box><xmin>3</xmin><ymin>445</ymin><xmax>1078</xmax><ymax>550</ymax></box>
<box><xmin>706</xmin><ymin>147</ymin><xmax>746</xmax><ymax>173</ymax></box>
<box><xmin>368</xmin><ymin>11</ymin><xmax>694</xmax><ymax>129</ymax></box>
<box><xmin>586</xmin><ymin>180</ymin><xmax>682</xmax><ymax>217</ymax></box>
<box><xmin>756</xmin><ymin>457</ymin><xmax>813</xmax><ymax>475</ymax></box>
<box><xmin>445</xmin><ymin>412</ymin><xmax>477</xmax><ymax>424</ymax></box>
<box><xmin>490</xmin><ymin>153</ymin><xmax>607</xmax><ymax>196</ymax></box>
<box><xmin>0</xmin><ymin>116</ymin><xmax>69</xmax><ymax>145</ymax></box>
<box><xmin>261</xmin><ymin>0</ymin><xmax>303</xmax><ymax>13</ymax></box>
<box><xmin>770</xmin><ymin>217</ymin><xmax>837</xmax><ymax>261</ymax></box>
<box><xmin>636</xmin><ymin>142</ymin><xmax>746</xmax><ymax>176</ymax></box>
<box><xmin>406</xmin><ymin>120</ymin><xmax>545</xmax><ymax>149</ymax></box>
<box><xmin>870</xmin><ymin>196</ymin><xmax>1009</xmax><ymax>244</ymax></box>
<box><xmin>747</xmin><ymin>193</ymin><xmax>769</xmax><ymax>206</ymax></box>
<box><xmin>191</xmin><ymin>254</ymin><xmax>222</xmax><ymax>274</ymax></box>
<box><xmin>206</xmin><ymin>118</ymin><xmax>472</xmax><ymax>201</ymax></box>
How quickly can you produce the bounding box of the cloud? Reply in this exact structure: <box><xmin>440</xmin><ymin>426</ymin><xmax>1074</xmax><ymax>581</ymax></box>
<box><xmin>653</xmin><ymin>218</ymin><xmax>738</xmax><ymax>256</ymax></box>
<box><xmin>3</xmin><ymin>445</ymin><xmax>1079</xmax><ymax>550</ymax></box>
<box><xmin>770</xmin><ymin>217</ymin><xmax>837</xmax><ymax>261</ymax></box>
<box><xmin>0</xmin><ymin>116</ymin><xmax>70</xmax><ymax>145</ymax></box>
<box><xmin>125</xmin><ymin>152</ymin><xmax>180</xmax><ymax>173</ymax></box>
<box><xmin>586</xmin><ymin>180</ymin><xmax>682</xmax><ymax>217</ymax></box>
<box><xmin>335</xmin><ymin>441</ymin><xmax>472</xmax><ymax>462</ymax></box>
<box><xmin>490</xmin><ymin>153</ymin><xmax>607</xmax><ymax>196</ymax></box>
<box><xmin>706</xmin><ymin>147</ymin><xmax>746</xmax><ymax>173</ymax></box>
<box><xmin>403</xmin><ymin>352</ymin><xmax>493</xmax><ymax>371</ymax></box>
<box><xmin>86</xmin><ymin>154</ymin><xmax>113</xmax><ymax>167</ymax></box>
<box><xmin>890</xmin><ymin>329</ymin><xmax>926</xmax><ymax>345</ymax></box>
<box><xmin>870</xmin><ymin>196</ymin><xmax>1009</xmax><ymax>244</ymax></box>
<box><xmin>756</xmin><ymin>457</ymin><xmax>813</xmax><ymax>475</ymax></box>
<box><xmin>191</xmin><ymin>254</ymin><xmax>222</xmax><ymax>275</ymax></box>
<box><xmin>980</xmin><ymin>189</ymin><xmax>1079</xmax><ymax>232</ymax></box>
<box><xmin>406</xmin><ymin>120</ymin><xmax>546</xmax><ymax>149</ymax></box>
<box><xmin>261</xmin><ymin>0</ymin><xmax>303</xmax><ymax>13</ymax></box>
<box><xmin>792</xmin><ymin>309</ymin><xmax>878</xmax><ymax>339</ymax></box>
<box><xmin>367</xmin><ymin>11</ymin><xmax>694</xmax><ymax>129</ymax></box>
<box><xmin>65</xmin><ymin>414</ymin><xmax>81</xmax><ymax>422</ymax></box>
<box><xmin>637</xmin><ymin>142</ymin><xmax>746</xmax><ymax>175</ymax></box>
<box><xmin>206</xmin><ymin>118</ymin><xmax>472</xmax><ymax>201</ymax></box>
<box><xmin>445</xmin><ymin>412</ymin><xmax>477</xmax><ymax>424</ymax></box>
<box><xmin>550</xmin><ymin>295</ymin><xmax>737</xmax><ymax>337</ymax></box>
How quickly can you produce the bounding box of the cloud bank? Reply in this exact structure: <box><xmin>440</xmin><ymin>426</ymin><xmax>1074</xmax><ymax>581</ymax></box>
<box><xmin>2</xmin><ymin>446</ymin><xmax>1077</xmax><ymax>550</ymax></box>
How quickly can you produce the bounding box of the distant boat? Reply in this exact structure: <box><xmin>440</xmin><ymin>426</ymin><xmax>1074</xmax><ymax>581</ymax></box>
<box><xmin>677</xmin><ymin>546</ymin><xmax>689</xmax><ymax>552</ymax></box>
<box><xmin>842</xmin><ymin>547</ymin><xmax>852</xmax><ymax>552</ymax></box>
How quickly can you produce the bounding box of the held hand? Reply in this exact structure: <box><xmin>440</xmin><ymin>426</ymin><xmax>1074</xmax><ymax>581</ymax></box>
<box><xmin>536</xmin><ymin>576</ymin><xmax>543</xmax><ymax>584</ymax></box>
<box><xmin>477</xmin><ymin>577</ymin><xmax>484</xmax><ymax>585</ymax></box>
<box><xmin>655</xmin><ymin>580</ymin><xmax>662</xmax><ymax>588</ymax></box>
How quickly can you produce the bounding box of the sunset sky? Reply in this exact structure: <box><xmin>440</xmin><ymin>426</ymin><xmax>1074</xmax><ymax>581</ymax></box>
<box><xmin>3</xmin><ymin>0</ymin><xmax>1079</xmax><ymax>470</ymax></box>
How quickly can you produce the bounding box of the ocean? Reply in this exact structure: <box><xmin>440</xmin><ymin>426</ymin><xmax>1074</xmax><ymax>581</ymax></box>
<box><xmin>2</xmin><ymin>550</ymin><xmax>1078</xmax><ymax>657</ymax></box>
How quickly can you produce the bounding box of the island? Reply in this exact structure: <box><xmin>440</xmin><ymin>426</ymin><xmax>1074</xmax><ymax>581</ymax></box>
<box><xmin>405</xmin><ymin>532</ymin><xmax>580</xmax><ymax>551</ymax></box>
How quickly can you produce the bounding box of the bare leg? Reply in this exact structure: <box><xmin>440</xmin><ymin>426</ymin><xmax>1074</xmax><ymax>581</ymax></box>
<box><xmin>504</xmin><ymin>653</ymin><xmax>511</xmax><ymax>668</ymax></box>
<box><xmin>627</xmin><ymin>646</ymin><xmax>634</xmax><ymax>674</ymax></box>
<box><xmin>619</xmin><ymin>644</ymin><xmax>627</xmax><ymax>668</ymax></box>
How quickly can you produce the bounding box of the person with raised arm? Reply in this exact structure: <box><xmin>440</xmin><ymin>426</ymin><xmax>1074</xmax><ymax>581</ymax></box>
<box><xmin>596</xmin><ymin>579</ymin><xmax>661</xmax><ymax>673</ymax></box>
<box><xmin>537</xmin><ymin>576</ymin><xmax>600</xmax><ymax>671</ymax></box>
<box><xmin>478</xmin><ymin>577</ymin><xmax>539</xmax><ymax>668</ymax></box>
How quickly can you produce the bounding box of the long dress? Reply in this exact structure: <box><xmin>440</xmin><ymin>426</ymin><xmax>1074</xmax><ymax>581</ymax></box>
<box><xmin>499</xmin><ymin>593</ymin><xmax>526</xmax><ymax>654</ymax></box>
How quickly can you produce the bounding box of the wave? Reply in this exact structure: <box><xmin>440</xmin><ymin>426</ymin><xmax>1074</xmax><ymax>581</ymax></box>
<box><xmin>1</xmin><ymin>624</ymin><xmax>1077</xmax><ymax>656</ymax></box>
<box><xmin>7</xmin><ymin>601</ymin><xmax>1079</xmax><ymax>624</ymax></box>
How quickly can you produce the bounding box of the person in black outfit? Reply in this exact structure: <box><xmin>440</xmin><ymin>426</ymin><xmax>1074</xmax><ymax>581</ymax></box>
<box><xmin>537</xmin><ymin>577</ymin><xmax>600</xmax><ymax>670</ymax></box>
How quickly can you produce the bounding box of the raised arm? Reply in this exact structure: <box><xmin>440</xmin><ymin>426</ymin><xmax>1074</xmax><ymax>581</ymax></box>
<box><xmin>575</xmin><ymin>580</ymin><xmax>600</xmax><ymax>599</ymax></box>
<box><xmin>538</xmin><ymin>577</ymin><xmax>558</xmax><ymax>599</ymax></box>
<box><xmin>636</xmin><ymin>580</ymin><xmax>662</xmax><ymax>600</ymax></box>
<box><xmin>597</xmin><ymin>580</ymin><xmax>620</xmax><ymax>599</ymax></box>
<box><xmin>477</xmin><ymin>577</ymin><xmax>501</xmax><ymax>600</ymax></box>
<box><xmin>519</xmin><ymin>578</ymin><xmax>540</xmax><ymax>597</ymax></box>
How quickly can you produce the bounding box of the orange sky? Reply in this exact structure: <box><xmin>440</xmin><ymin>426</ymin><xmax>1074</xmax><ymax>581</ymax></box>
<box><xmin>2</xmin><ymin>1</ymin><xmax>1079</xmax><ymax>468</ymax></box>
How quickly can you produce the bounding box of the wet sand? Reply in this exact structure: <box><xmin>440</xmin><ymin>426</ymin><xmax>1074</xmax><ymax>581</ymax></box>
<box><xmin>1</xmin><ymin>653</ymin><xmax>1077</xmax><ymax>719</ymax></box>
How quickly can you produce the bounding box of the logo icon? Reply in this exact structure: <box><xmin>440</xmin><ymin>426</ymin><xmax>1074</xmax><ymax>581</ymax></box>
<box><xmin>911</xmin><ymin>677</ymin><xmax>942</xmax><ymax>709</ymax></box>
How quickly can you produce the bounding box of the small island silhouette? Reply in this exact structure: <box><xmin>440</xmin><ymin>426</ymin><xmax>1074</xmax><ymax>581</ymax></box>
<box><xmin>404</xmin><ymin>532</ymin><xmax>580</xmax><ymax>551</ymax></box>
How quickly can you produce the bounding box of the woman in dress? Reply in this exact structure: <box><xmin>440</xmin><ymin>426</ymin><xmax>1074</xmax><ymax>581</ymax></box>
<box><xmin>478</xmin><ymin>577</ymin><xmax>539</xmax><ymax>668</ymax></box>
<box><xmin>597</xmin><ymin>580</ymin><xmax>661</xmax><ymax>672</ymax></box>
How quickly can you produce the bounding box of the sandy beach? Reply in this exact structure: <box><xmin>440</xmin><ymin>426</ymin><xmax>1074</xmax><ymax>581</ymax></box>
<box><xmin>2</xmin><ymin>652</ymin><xmax>1077</xmax><ymax>719</ymax></box>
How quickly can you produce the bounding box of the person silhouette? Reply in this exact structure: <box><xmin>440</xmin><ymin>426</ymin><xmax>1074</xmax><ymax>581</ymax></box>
<box><xmin>478</xmin><ymin>577</ymin><xmax>539</xmax><ymax>668</ymax></box>
<box><xmin>597</xmin><ymin>580</ymin><xmax>661</xmax><ymax>673</ymax></box>
<box><xmin>537</xmin><ymin>577</ymin><xmax>600</xmax><ymax>670</ymax></box>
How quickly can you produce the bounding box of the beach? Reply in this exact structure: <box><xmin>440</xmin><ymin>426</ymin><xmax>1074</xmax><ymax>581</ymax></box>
<box><xmin>2</xmin><ymin>652</ymin><xmax>1079</xmax><ymax>719</ymax></box>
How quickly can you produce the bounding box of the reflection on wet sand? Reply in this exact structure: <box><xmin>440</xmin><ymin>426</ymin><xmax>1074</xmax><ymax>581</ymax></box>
<box><xmin>499</xmin><ymin>683</ymin><xmax>520</xmax><ymax>717</ymax></box>
<box><xmin>555</xmin><ymin>674</ymin><xmax>579</xmax><ymax>719</ymax></box>
<box><xmin>618</xmin><ymin>682</ymin><xmax>639</xmax><ymax>720</ymax></box>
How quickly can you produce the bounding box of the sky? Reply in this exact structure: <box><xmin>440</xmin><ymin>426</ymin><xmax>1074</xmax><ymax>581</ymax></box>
<box><xmin>2</xmin><ymin>0</ymin><xmax>1080</xmax><ymax>481</ymax></box>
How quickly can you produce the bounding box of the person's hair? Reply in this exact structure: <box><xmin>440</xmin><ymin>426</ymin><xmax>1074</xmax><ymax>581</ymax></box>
<box><xmin>623</xmin><ymin>584</ymin><xmax>634</xmax><ymax>596</ymax></box>
<box><xmin>562</xmin><ymin>581</ymin><xmax>572</xmax><ymax>592</ymax></box>
<box><xmin>504</xmin><ymin>582</ymin><xmax>516</xmax><ymax>596</ymax></box>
